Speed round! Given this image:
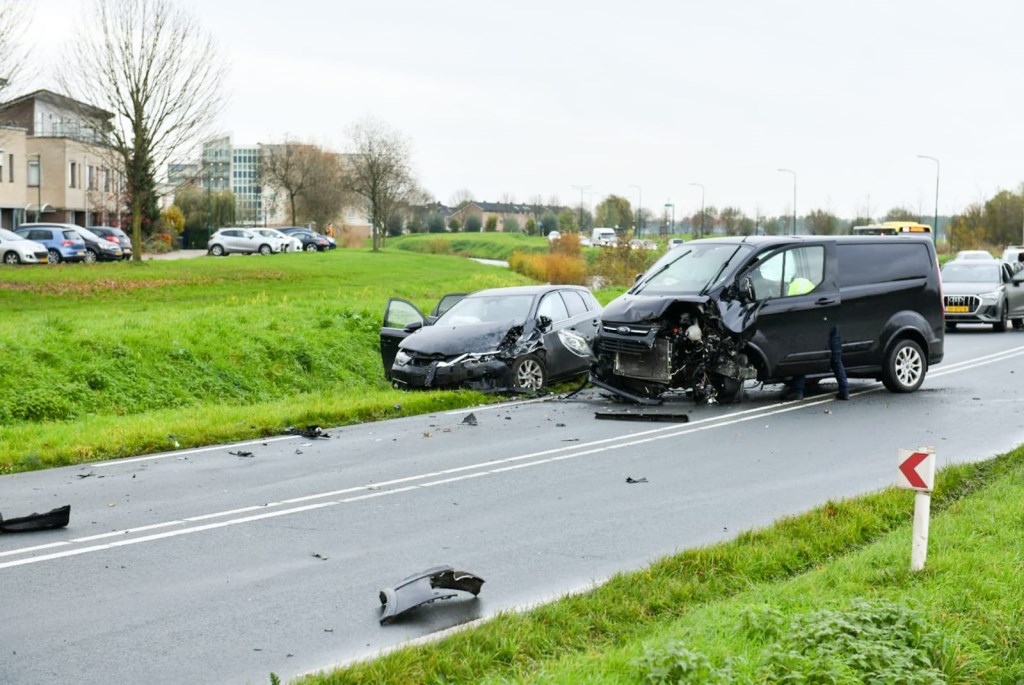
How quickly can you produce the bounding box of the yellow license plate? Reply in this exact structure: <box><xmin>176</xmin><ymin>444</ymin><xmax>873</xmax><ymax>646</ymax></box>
<box><xmin>946</xmin><ymin>306</ymin><xmax>969</xmax><ymax>313</ymax></box>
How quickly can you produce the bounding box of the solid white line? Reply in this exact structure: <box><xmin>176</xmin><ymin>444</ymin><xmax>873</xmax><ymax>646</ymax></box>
<box><xmin>92</xmin><ymin>435</ymin><xmax>299</xmax><ymax>468</ymax></box>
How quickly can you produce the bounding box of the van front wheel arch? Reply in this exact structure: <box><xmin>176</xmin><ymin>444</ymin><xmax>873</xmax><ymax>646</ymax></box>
<box><xmin>882</xmin><ymin>339</ymin><xmax>926</xmax><ymax>393</ymax></box>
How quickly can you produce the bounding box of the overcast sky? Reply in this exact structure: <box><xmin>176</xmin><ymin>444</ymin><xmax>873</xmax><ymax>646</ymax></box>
<box><xmin>20</xmin><ymin>0</ymin><xmax>1024</xmax><ymax>220</ymax></box>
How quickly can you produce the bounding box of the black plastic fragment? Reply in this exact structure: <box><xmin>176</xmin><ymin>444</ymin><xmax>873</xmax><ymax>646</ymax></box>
<box><xmin>462</xmin><ymin>413</ymin><xmax>478</xmax><ymax>426</ymax></box>
<box><xmin>378</xmin><ymin>565</ymin><xmax>485</xmax><ymax>624</ymax></box>
<box><xmin>595</xmin><ymin>410</ymin><xmax>690</xmax><ymax>423</ymax></box>
<box><xmin>229</xmin><ymin>450</ymin><xmax>254</xmax><ymax>458</ymax></box>
<box><xmin>284</xmin><ymin>425</ymin><xmax>331</xmax><ymax>439</ymax></box>
<box><xmin>626</xmin><ymin>476</ymin><xmax>649</xmax><ymax>484</ymax></box>
<box><xmin>0</xmin><ymin>505</ymin><xmax>71</xmax><ymax>533</ymax></box>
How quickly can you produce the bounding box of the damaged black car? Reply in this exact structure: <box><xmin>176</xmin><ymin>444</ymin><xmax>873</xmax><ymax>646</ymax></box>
<box><xmin>380</xmin><ymin>285</ymin><xmax>602</xmax><ymax>391</ymax></box>
<box><xmin>560</xmin><ymin>236</ymin><xmax>944</xmax><ymax>404</ymax></box>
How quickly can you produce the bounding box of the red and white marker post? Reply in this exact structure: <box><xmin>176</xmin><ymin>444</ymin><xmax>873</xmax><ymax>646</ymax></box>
<box><xmin>896</xmin><ymin>447</ymin><xmax>937</xmax><ymax>571</ymax></box>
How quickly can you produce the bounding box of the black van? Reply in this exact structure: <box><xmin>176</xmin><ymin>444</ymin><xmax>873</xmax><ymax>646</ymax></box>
<box><xmin>566</xmin><ymin>235</ymin><xmax>944</xmax><ymax>404</ymax></box>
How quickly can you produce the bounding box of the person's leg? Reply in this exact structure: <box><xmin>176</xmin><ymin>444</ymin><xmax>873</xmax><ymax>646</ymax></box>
<box><xmin>830</xmin><ymin>327</ymin><xmax>850</xmax><ymax>399</ymax></box>
<box><xmin>783</xmin><ymin>374</ymin><xmax>805</xmax><ymax>400</ymax></box>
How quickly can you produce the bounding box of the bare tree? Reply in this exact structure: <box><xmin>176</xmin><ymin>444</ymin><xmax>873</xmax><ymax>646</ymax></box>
<box><xmin>344</xmin><ymin>119</ymin><xmax>416</xmax><ymax>251</ymax></box>
<box><xmin>261</xmin><ymin>139</ymin><xmax>320</xmax><ymax>226</ymax></box>
<box><xmin>448</xmin><ymin>188</ymin><xmax>474</xmax><ymax>208</ymax></box>
<box><xmin>296</xmin><ymin>151</ymin><xmax>347</xmax><ymax>230</ymax></box>
<box><xmin>59</xmin><ymin>0</ymin><xmax>226</xmax><ymax>260</ymax></box>
<box><xmin>0</xmin><ymin>0</ymin><xmax>31</xmax><ymax>100</ymax></box>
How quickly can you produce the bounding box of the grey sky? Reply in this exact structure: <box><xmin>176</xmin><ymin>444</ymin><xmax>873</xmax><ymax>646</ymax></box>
<box><xmin>23</xmin><ymin>0</ymin><xmax>1024</xmax><ymax>220</ymax></box>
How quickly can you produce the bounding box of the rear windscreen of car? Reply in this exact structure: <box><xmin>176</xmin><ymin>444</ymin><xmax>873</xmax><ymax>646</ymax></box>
<box><xmin>63</xmin><ymin>230</ymin><xmax>80</xmax><ymax>240</ymax></box>
<box><xmin>837</xmin><ymin>243</ymin><xmax>933</xmax><ymax>288</ymax></box>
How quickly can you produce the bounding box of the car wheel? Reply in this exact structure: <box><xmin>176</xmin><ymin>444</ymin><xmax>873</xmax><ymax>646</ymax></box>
<box><xmin>258</xmin><ymin>244</ymin><xmax>272</xmax><ymax>255</ymax></box>
<box><xmin>47</xmin><ymin>249</ymin><xmax>61</xmax><ymax>265</ymax></box>
<box><xmin>882</xmin><ymin>338</ymin><xmax>926</xmax><ymax>393</ymax></box>
<box><xmin>3</xmin><ymin>251</ymin><xmax>20</xmax><ymax>265</ymax></box>
<box><xmin>304</xmin><ymin>243</ymin><xmax>318</xmax><ymax>253</ymax></box>
<box><xmin>83</xmin><ymin>249</ymin><xmax>98</xmax><ymax>264</ymax></box>
<box><xmin>512</xmin><ymin>354</ymin><xmax>546</xmax><ymax>391</ymax></box>
<box><xmin>993</xmin><ymin>302</ymin><xmax>1008</xmax><ymax>332</ymax></box>
<box><xmin>945</xmin><ymin>322</ymin><xmax>957</xmax><ymax>332</ymax></box>
<box><xmin>209</xmin><ymin>244</ymin><xmax>225</xmax><ymax>257</ymax></box>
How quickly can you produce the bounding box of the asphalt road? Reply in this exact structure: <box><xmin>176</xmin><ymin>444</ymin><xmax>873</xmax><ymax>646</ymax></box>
<box><xmin>2</xmin><ymin>328</ymin><xmax>1023</xmax><ymax>685</ymax></box>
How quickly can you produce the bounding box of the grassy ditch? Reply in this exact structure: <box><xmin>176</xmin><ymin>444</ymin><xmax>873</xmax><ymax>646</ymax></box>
<box><xmin>299</xmin><ymin>446</ymin><xmax>1024</xmax><ymax>684</ymax></box>
<box><xmin>0</xmin><ymin>249</ymin><xmax>535</xmax><ymax>473</ymax></box>
<box><xmin>390</xmin><ymin>232</ymin><xmax>550</xmax><ymax>260</ymax></box>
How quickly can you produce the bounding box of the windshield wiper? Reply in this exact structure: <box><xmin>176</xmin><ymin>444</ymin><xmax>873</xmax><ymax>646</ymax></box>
<box><xmin>699</xmin><ymin>246</ymin><xmax>743</xmax><ymax>296</ymax></box>
<box><xmin>629</xmin><ymin>251</ymin><xmax>691</xmax><ymax>294</ymax></box>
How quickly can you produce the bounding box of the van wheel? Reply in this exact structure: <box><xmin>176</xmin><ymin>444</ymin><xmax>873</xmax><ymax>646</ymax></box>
<box><xmin>993</xmin><ymin>302</ymin><xmax>1008</xmax><ymax>332</ymax></box>
<box><xmin>882</xmin><ymin>339</ymin><xmax>926</xmax><ymax>393</ymax></box>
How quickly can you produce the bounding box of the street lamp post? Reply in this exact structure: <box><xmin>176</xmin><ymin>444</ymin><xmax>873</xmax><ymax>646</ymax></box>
<box><xmin>664</xmin><ymin>202</ymin><xmax>674</xmax><ymax>234</ymax></box>
<box><xmin>778</xmin><ymin>168</ymin><xmax>797</xmax><ymax>235</ymax></box>
<box><xmin>570</xmin><ymin>184</ymin><xmax>591</xmax><ymax>233</ymax></box>
<box><xmin>628</xmin><ymin>184</ymin><xmax>642</xmax><ymax>237</ymax></box>
<box><xmin>30</xmin><ymin>153</ymin><xmax>42</xmax><ymax>221</ymax></box>
<box><xmin>917</xmin><ymin>155</ymin><xmax>940</xmax><ymax>246</ymax></box>
<box><xmin>689</xmin><ymin>183</ymin><xmax>705</xmax><ymax>238</ymax></box>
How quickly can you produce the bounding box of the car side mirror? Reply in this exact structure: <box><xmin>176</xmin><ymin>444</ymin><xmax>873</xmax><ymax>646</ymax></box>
<box><xmin>537</xmin><ymin>315</ymin><xmax>553</xmax><ymax>332</ymax></box>
<box><xmin>634</xmin><ymin>272</ymin><xmax>644</xmax><ymax>283</ymax></box>
<box><xmin>403</xmin><ymin>321</ymin><xmax>424</xmax><ymax>333</ymax></box>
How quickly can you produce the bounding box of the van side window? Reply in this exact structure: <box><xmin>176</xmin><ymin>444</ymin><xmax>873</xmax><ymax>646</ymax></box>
<box><xmin>837</xmin><ymin>243</ymin><xmax>930</xmax><ymax>287</ymax></box>
<box><xmin>750</xmin><ymin>245</ymin><xmax>825</xmax><ymax>299</ymax></box>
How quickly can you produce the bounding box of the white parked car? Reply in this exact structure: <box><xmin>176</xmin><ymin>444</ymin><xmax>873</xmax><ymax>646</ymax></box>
<box><xmin>0</xmin><ymin>227</ymin><xmax>48</xmax><ymax>265</ymax></box>
<box><xmin>254</xmin><ymin>228</ymin><xmax>301</xmax><ymax>253</ymax></box>
<box><xmin>207</xmin><ymin>228</ymin><xmax>278</xmax><ymax>256</ymax></box>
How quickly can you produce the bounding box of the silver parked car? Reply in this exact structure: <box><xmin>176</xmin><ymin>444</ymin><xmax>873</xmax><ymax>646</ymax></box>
<box><xmin>253</xmin><ymin>228</ymin><xmax>301</xmax><ymax>253</ymax></box>
<box><xmin>942</xmin><ymin>260</ymin><xmax>1024</xmax><ymax>331</ymax></box>
<box><xmin>207</xmin><ymin>228</ymin><xmax>278</xmax><ymax>256</ymax></box>
<box><xmin>0</xmin><ymin>228</ymin><xmax>48</xmax><ymax>265</ymax></box>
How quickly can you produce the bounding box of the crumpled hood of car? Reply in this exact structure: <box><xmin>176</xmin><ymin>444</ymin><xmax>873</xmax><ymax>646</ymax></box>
<box><xmin>942</xmin><ymin>282</ymin><xmax>1002</xmax><ymax>296</ymax></box>
<box><xmin>399</xmin><ymin>320</ymin><xmax>524</xmax><ymax>357</ymax></box>
<box><xmin>600</xmin><ymin>294</ymin><xmax>709</xmax><ymax>323</ymax></box>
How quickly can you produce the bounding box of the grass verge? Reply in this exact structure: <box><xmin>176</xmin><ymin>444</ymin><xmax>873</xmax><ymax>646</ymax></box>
<box><xmin>298</xmin><ymin>445</ymin><xmax>1024</xmax><ymax>684</ymax></box>
<box><xmin>389</xmin><ymin>232</ymin><xmax>551</xmax><ymax>260</ymax></box>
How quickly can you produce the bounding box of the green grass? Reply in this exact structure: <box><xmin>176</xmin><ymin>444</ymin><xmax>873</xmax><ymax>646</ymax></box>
<box><xmin>298</xmin><ymin>446</ymin><xmax>1024</xmax><ymax>684</ymax></box>
<box><xmin>389</xmin><ymin>232</ymin><xmax>551</xmax><ymax>260</ymax></box>
<box><xmin>0</xmin><ymin>249</ymin><xmax>536</xmax><ymax>473</ymax></box>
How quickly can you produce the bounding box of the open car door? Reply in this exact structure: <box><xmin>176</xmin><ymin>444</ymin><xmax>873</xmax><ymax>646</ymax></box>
<box><xmin>430</xmin><ymin>293</ymin><xmax>467</xmax><ymax>320</ymax></box>
<box><xmin>380</xmin><ymin>293</ymin><xmax>468</xmax><ymax>380</ymax></box>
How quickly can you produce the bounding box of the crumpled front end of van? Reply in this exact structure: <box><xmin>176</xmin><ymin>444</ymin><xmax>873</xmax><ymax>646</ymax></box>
<box><xmin>589</xmin><ymin>295</ymin><xmax>759</xmax><ymax>404</ymax></box>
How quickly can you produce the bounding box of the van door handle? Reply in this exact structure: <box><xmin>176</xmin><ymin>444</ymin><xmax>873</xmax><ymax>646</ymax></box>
<box><xmin>815</xmin><ymin>297</ymin><xmax>837</xmax><ymax>306</ymax></box>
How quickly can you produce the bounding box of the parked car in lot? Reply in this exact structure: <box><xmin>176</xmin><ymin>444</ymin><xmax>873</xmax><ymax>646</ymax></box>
<box><xmin>88</xmin><ymin>226</ymin><xmax>133</xmax><ymax>260</ymax></box>
<box><xmin>941</xmin><ymin>260</ymin><xmax>1024</xmax><ymax>331</ymax></box>
<box><xmin>953</xmin><ymin>250</ymin><xmax>995</xmax><ymax>261</ymax></box>
<box><xmin>207</xmin><ymin>228</ymin><xmax>278</xmax><ymax>256</ymax></box>
<box><xmin>254</xmin><ymin>228</ymin><xmax>301</xmax><ymax>252</ymax></box>
<box><xmin>278</xmin><ymin>227</ymin><xmax>331</xmax><ymax>252</ymax></box>
<box><xmin>0</xmin><ymin>227</ymin><xmax>48</xmax><ymax>265</ymax></box>
<box><xmin>14</xmin><ymin>225</ymin><xmax>87</xmax><ymax>264</ymax></box>
<box><xmin>380</xmin><ymin>285</ymin><xmax>603</xmax><ymax>392</ymax></box>
<box><xmin>17</xmin><ymin>223</ymin><xmax>122</xmax><ymax>262</ymax></box>
<box><xmin>560</xmin><ymin>235</ymin><xmax>945</xmax><ymax>404</ymax></box>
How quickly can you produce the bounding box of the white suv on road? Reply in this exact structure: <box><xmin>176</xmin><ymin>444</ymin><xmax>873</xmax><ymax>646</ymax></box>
<box><xmin>207</xmin><ymin>228</ymin><xmax>278</xmax><ymax>256</ymax></box>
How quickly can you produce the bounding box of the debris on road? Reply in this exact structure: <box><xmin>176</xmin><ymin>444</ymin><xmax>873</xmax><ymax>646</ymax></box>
<box><xmin>626</xmin><ymin>476</ymin><xmax>649</xmax><ymax>484</ymax></box>
<box><xmin>462</xmin><ymin>413</ymin><xmax>478</xmax><ymax>426</ymax></box>
<box><xmin>378</xmin><ymin>565</ymin><xmax>485</xmax><ymax>624</ymax></box>
<box><xmin>595</xmin><ymin>410</ymin><xmax>690</xmax><ymax>423</ymax></box>
<box><xmin>229</xmin><ymin>450</ymin><xmax>254</xmax><ymax>458</ymax></box>
<box><xmin>0</xmin><ymin>504</ymin><xmax>71</xmax><ymax>533</ymax></box>
<box><xmin>284</xmin><ymin>425</ymin><xmax>331</xmax><ymax>439</ymax></box>
<box><xmin>311</xmin><ymin>552</ymin><xmax>328</xmax><ymax>561</ymax></box>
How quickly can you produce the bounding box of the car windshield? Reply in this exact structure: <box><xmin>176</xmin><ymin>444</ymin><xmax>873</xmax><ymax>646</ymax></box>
<box><xmin>0</xmin><ymin>228</ymin><xmax>26</xmax><ymax>241</ymax></box>
<box><xmin>435</xmin><ymin>294</ymin><xmax>534</xmax><ymax>326</ymax></box>
<box><xmin>632</xmin><ymin>243</ymin><xmax>755</xmax><ymax>294</ymax></box>
<box><xmin>941</xmin><ymin>262</ymin><xmax>1000</xmax><ymax>283</ymax></box>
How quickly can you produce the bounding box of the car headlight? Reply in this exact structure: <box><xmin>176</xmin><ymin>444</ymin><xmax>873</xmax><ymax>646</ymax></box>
<box><xmin>978</xmin><ymin>289</ymin><xmax>1001</xmax><ymax>303</ymax></box>
<box><xmin>394</xmin><ymin>351</ymin><xmax>412</xmax><ymax>367</ymax></box>
<box><xmin>558</xmin><ymin>329</ymin><xmax>595</xmax><ymax>359</ymax></box>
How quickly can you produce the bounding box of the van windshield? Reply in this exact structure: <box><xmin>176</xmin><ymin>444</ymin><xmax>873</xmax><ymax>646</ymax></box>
<box><xmin>631</xmin><ymin>243</ymin><xmax>754</xmax><ymax>295</ymax></box>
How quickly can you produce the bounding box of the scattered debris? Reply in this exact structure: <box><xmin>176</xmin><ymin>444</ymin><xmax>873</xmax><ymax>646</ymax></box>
<box><xmin>555</xmin><ymin>423</ymin><xmax>566</xmax><ymax>427</ymax></box>
<box><xmin>462</xmin><ymin>413</ymin><xmax>478</xmax><ymax>426</ymax></box>
<box><xmin>379</xmin><ymin>566</ymin><xmax>485</xmax><ymax>624</ymax></box>
<box><xmin>312</xmin><ymin>552</ymin><xmax>328</xmax><ymax>561</ymax></box>
<box><xmin>423</xmin><ymin>432</ymin><xmax>432</xmax><ymax>438</ymax></box>
<box><xmin>393</xmin><ymin>404</ymin><xmax>402</xmax><ymax>410</ymax></box>
<box><xmin>284</xmin><ymin>425</ymin><xmax>331</xmax><ymax>439</ymax></box>
<box><xmin>0</xmin><ymin>504</ymin><xmax>71</xmax><ymax>533</ymax></box>
<box><xmin>229</xmin><ymin>450</ymin><xmax>254</xmax><ymax>458</ymax></box>
<box><xmin>561</xmin><ymin>438</ymin><xmax>580</xmax><ymax>442</ymax></box>
<box><xmin>77</xmin><ymin>473</ymin><xmax>95</xmax><ymax>479</ymax></box>
<box><xmin>595</xmin><ymin>410</ymin><xmax>690</xmax><ymax>423</ymax></box>
<box><xmin>626</xmin><ymin>476</ymin><xmax>649</xmax><ymax>484</ymax></box>
<box><xmin>295</xmin><ymin>449</ymin><xmax>304</xmax><ymax>455</ymax></box>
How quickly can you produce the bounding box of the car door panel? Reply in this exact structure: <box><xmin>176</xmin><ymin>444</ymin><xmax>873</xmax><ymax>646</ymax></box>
<box><xmin>380</xmin><ymin>298</ymin><xmax>427</xmax><ymax>377</ymax></box>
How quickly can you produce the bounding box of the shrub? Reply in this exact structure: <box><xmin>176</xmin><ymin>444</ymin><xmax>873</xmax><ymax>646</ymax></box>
<box><xmin>464</xmin><ymin>214</ymin><xmax>482</xmax><ymax>232</ymax></box>
<box><xmin>427</xmin><ymin>212</ymin><xmax>446</xmax><ymax>233</ymax></box>
<box><xmin>485</xmin><ymin>216</ymin><xmax>498</xmax><ymax>232</ymax></box>
<box><xmin>448</xmin><ymin>217</ymin><xmax>461</xmax><ymax>232</ymax></box>
<box><xmin>504</xmin><ymin>216</ymin><xmax>520</xmax><ymax>233</ymax></box>
<box><xmin>550</xmin><ymin>231</ymin><xmax>582</xmax><ymax>256</ymax></box>
<box><xmin>422</xmin><ymin>238</ymin><xmax>454</xmax><ymax>255</ymax></box>
<box><xmin>509</xmin><ymin>250</ymin><xmax>587</xmax><ymax>285</ymax></box>
<box><xmin>591</xmin><ymin>233</ymin><xmax>656</xmax><ymax>286</ymax></box>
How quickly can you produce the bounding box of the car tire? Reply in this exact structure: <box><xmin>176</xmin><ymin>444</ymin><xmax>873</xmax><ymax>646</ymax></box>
<box><xmin>258</xmin><ymin>244</ymin><xmax>272</xmax><ymax>255</ymax></box>
<box><xmin>83</xmin><ymin>249</ymin><xmax>98</xmax><ymax>264</ymax></box>
<box><xmin>304</xmin><ymin>243</ymin><xmax>318</xmax><ymax>253</ymax></box>
<box><xmin>512</xmin><ymin>354</ymin><xmax>546</xmax><ymax>391</ymax></box>
<box><xmin>209</xmin><ymin>244</ymin><xmax>225</xmax><ymax>257</ymax></box>
<box><xmin>945</xmin><ymin>322</ymin><xmax>957</xmax><ymax>332</ymax></box>
<box><xmin>3</xmin><ymin>251</ymin><xmax>20</xmax><ymax>265</ymax></box>
<box><xmin>47</xmin><ymin>249</ymin><xmax>61</xmax><ymax>265</ymax></box>
<box><xmin>993</xmin><ymin>302</ymin><xmax>1008</xmax><ymax>332</ymax></box>
<box><xmin>881</xmin><ymin>338</ymin><xmax>926</xmax><ymax>393</ymax></box>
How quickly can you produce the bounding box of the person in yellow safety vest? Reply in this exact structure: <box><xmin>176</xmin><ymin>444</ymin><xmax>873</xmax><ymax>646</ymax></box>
<box><xmin>787</xmin><ymin>276</ymin><xmax>815</xmax><ymax>296</ymax></box>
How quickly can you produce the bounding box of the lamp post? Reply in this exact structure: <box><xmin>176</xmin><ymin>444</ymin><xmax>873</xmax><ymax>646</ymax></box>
<box><xmin>689</xmin><ymin>183</ymin><xmax>705</xmax><ymax>238</ymax></box>
<box><xmin>30</xmin><ymin>153</ymin><xmax>42</xmax><ymax>221</ymax></box>
<box><xmin>916</xmin><ymin>154</ymin><xmax>940</xmax><ymax>246</ymax></box>
<box><xmin>664</xmin><ymin>201</ymin><xmax>674</xmax><ymax>234</ymax></box>
<box><xmin>778</xmin><ymin>168</ymin><xmax>797</xmax><ymax>235</ymax></box>
<box><xmin>628</xmin><ymin>184</ymin><xmax>642</xmax><ymax>237</ymax></box>
<box><xmin>570</xmin><ymin>184</ymin><xmax>591</xmax><ymax>233</ymax></box>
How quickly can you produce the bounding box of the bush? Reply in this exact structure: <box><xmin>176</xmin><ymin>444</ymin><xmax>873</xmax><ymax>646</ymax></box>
<box><xmin>427</xmin><ymin>212</ymin><xmax>446</xmax><ymax>233</ymax></box>
<box><xmin>448</xmin><ymin>217</ymin><xmax>461</xmax><ymax>232</ymax></box>
<box><xmin>464</xmin><ymin>214</ymin><xmax>482</xmax><ymax>232</ymax></box>
<box><xmin>592</xmin><ymin>233</ymin><xmax>657</xmax><ymax>286</ymax></box>
<box><xmin>485</xmin><ymin>216</ymin><xmax>498</xmax><ymax>232</ymax></box>
<box><xmin>504</xmin><ymin>216</ymin><xmax>520</xmax><ymax>233</ymax></box>
<box><xmin>550</xmin><ymin>232</ymin><xmax>582</xmax><ymax>256</ymax></box>
<box><xmin>509</xmin><ymin>250</ymin><xmax>587</xmax><ymax>285</ymax></box>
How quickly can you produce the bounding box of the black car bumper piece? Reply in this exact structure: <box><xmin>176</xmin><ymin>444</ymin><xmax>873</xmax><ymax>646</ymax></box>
<box><xmin>0</xmin><ymin>504</ymin><xmax>71</xmax><ymax>533</ymax></box>
<box><xmin>391</xmin><ymin>355</ymin><xmax>512</xmax><ymax>391</ymax></box>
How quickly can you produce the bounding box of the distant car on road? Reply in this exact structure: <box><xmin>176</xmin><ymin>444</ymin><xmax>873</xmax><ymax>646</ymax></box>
<box><xmin>1001</xmin><ymin>245</ymin><xmax>1024</xmax><ymax>266</ymax></box>
<box><xmin>88</xmin><ymin>226</ymin><xmax>133</xmax><ymax>260</ymax></box>
<box><xmin>0</xmin><ymin>227</ymin><xmax>48</xmax><ymax>265</ymax></box>
<box><xmin>953</xmin><ymin>250</ymin><xmax>995</xmax><ymax>261</ymax></box>
<box><xmin>15</xmin><ymin>225</ymin><xmax>87</xmax><ymax>264</ymax></box>
<box><xmin>207</xmin><ymin>228</ymin><xmax>278</xmax><ymax>256</ymax></box>
<box><xmin>942</xmin><ymin>259</ymin><xmax>1024</xmax><ymax>331</ymax></box>
<box><xmin>278</xmin><ymin>227</ymin><xmax>331</xmax><ymax>252</ymax></box>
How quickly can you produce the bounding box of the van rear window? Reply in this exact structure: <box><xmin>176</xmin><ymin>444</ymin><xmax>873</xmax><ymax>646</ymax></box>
<box><xmin>837</xmin><ymin>243</ymin><xmax>932</xmax><ymax>287</ymax></box>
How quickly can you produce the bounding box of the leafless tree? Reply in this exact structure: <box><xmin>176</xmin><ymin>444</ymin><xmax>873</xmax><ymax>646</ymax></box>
<box><xmin>0</xmin><ymin>0</ymin><xmax>31</xmax><ymax>101</ymax></box>
<box><xmin>448</xmin><ymin>188</ymin><xmax>474</xmax><ymax>208</ymax></box>
<box><xmin>59</xmin><ymin>0</ymin><xmax>226</xmax><ymax>260</ymax></box>
<box><xmin>344</xmin><ymin>119</ymin><xmax>416</xmax><ymax>251</ymax></box>
<box><xmin>295</xmin><ymin>151</ymin><xmax>348</xmax><ymax>230</ymax></box>
<box><xmin>261</xmin><ymin>138</ymin><xmax>319</xmax><ymax>226</ymax></box>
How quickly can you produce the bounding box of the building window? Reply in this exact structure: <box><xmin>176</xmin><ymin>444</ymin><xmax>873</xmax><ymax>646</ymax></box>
<box><xmin>87</xmin><ymin>165</ymin><xmax>95</xmax><ymax>190</ymax></box>
<box><xmin>69</xmin><ymin>161</ymin><xmax>78</xmax><ymax>188</ymax></box>
<box><xmin>0</xmin><ymin>150</ymin><xmax>4</xmax><ymax>182</ymax></box>
<box><xmin>102</xmin><ymin>167</ymin><xmax>110</xmax><ymax>192</ymax></box>
<box><xmin>28</xmin><ymin>159</ymin><xmax>40</xmax><ymax>187</ymax></box>
<box><xmin>8</xmin><ymin>154</ymin><xmax>13</xmax><ymax>182</ymax></box>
